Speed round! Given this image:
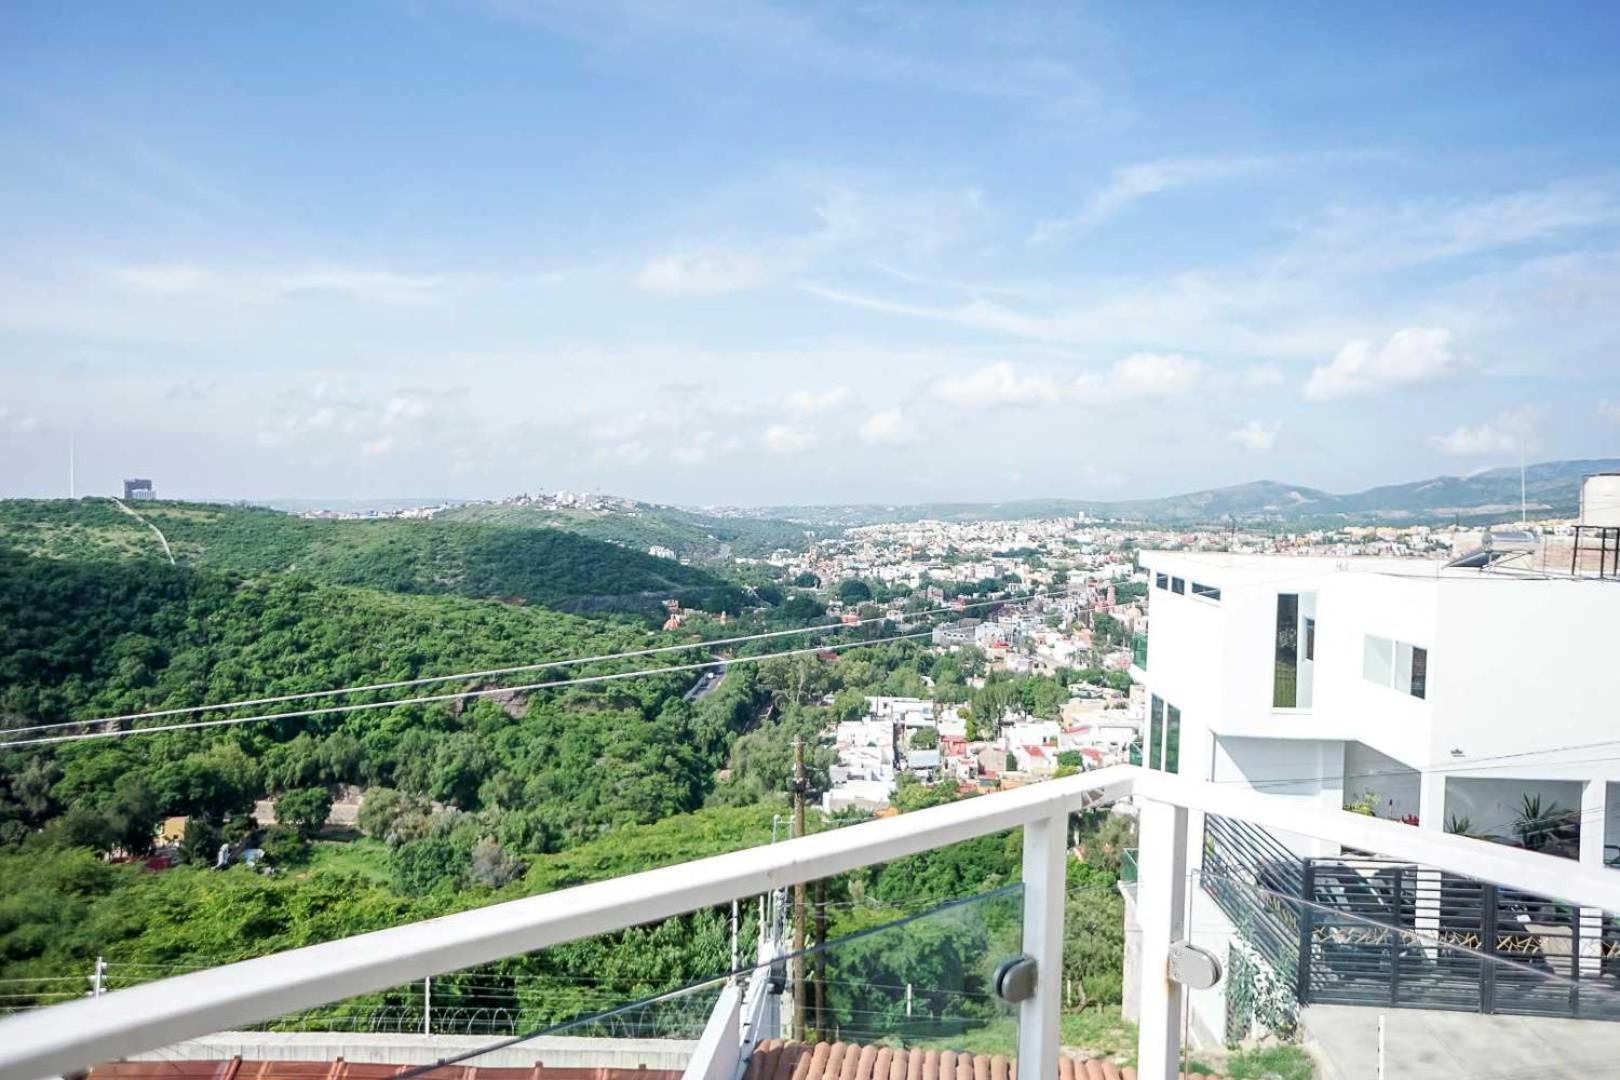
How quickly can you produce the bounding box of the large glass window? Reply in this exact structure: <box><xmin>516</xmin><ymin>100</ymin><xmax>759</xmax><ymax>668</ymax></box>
<box><xmin>1273</xmin><ymin>593</ymin><xmax>1300</xmax><ymax>708</ymax></box>
<box><xmin>1155</xmin><ymin>572</ymin><xmax>1168</xmax><ymax>590</ymax></box>
<box><xmin>1191</xmin><ymin>581</ymin><xmax>1221</xmax><ymax>601</ymax></box>
<box><xmin>1363</xmin><ymin>634</ymin><xmax>1427</xmax><ymax>699</ymax></box>
<box><xmin>1148</xmin><ymin>695</ymin><xmax>1164</xmax><ymax>770</ymax></box>
<box><xmin>1170</xmin><ymin>577</ymin><xmax>1186</xmax><ymax>595</ymax></box>
<box><xmin>1164</xmin><ymin>704</ymin><xmax>1181</xmax><ymax>774</ymax></box>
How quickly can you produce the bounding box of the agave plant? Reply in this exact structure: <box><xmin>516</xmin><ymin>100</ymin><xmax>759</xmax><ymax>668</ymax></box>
<box><xmin>1512</xmin><ymin>793</ymin><xmax>1566</xmax><ymax>852</ymax></box>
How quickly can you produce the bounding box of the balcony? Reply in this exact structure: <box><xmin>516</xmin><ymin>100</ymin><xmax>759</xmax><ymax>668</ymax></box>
<box><xmin>5</xmin><ymin>768</ymin><xmax>1620</xmax><ymax>1080</ymax></box>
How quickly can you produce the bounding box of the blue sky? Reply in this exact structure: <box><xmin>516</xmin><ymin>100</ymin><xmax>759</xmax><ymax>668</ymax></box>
<box><xmin>2</xmin><ymin>1</ymin><xmax>1619</xmax><ymax>505</ymax></box>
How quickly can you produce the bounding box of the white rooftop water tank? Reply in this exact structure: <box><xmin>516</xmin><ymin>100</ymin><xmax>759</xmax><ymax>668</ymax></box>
<box><xmin>1580</xmin><ymin>473</ymin><xmax>1620</xmax><ymax>527</ymax></box>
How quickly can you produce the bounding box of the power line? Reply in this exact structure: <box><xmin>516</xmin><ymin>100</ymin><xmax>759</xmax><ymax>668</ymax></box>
<box><xmin>0</xmin><ymin>587</ymin><xmax>1076</xmax><ymax>741</ymax></box>
<box><xmin>0</xmin><ymin>628</ymin><xmax>943</xmax><ymax>748</ymax></box>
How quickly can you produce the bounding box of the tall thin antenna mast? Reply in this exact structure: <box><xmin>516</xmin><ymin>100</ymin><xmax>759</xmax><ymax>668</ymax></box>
<box><xmin>1520</xmin><ymin>438</ymin><xmax>1527</xmax><ymax>524</ymax></box>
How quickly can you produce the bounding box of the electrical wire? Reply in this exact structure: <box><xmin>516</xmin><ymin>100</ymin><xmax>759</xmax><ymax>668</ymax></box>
<box><xmin>0</xmin><ymin>587</ymin><xmax>1077</xmax><ymax>740</ymax></box>
<box><xmin>0</xmin><ymin>628</ymin><xmax>955</xmax><ymax>748</ymax></box>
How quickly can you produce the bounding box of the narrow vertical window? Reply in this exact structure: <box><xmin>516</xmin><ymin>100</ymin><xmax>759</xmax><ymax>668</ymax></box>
<box><xmin>1148</xmin><ymin>695</ymin><xmax>1164</xmax><ymax>770</ymax></box>
<box><xmin>1410</xmin><ymin>646</ymin><xmax>1428</xmax><ymax>700</ymax></box>
<box><xmin>1164</xmin><ymin>704</ymin><xmax>1181</xmax><ymax>775</ymax></box>
<box><xmin>1273</xmin><ymin>593</ymin><xmax>1299</xmax><ymax>708</ymax></box>
<box><xmin>1304</xmin><ymin>617</ymin><xmax>1316</xmax><ymax>662</ymax></box>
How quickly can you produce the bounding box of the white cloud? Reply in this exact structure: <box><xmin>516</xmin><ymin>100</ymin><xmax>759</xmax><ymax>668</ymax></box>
<box><xmin>672</xmin><ymin>429</ymin><xmax>730</xmax><ymax>465</ymax></box>
<box><xmin>859</xmin><ymin>407</ymin><xmax>916</xmax><ymax>445</ymax></box>
<box><xmin>930</xmin><ymin>361</ymin><xmax>1061</xmax><ymax>409</ymax></box>
<box><xmin>763</xmin><ymin>423</ymin><xmax>816</xmax><ymax>453</ymax></box>
<box><xmin>1031</xmin><ymin>156</ymin><xmax>1272</xmax><ymax>244</ymax></box>
<box><xmin>1242</xmin><ymin>363</ymin><xmax>1285</xmax><ymax>388</ymax></box>
<box><xmin>782</xmin><ymin>386</ymin><xmax>850</xmax><ymax>415</ymax></box>
<box><xmin>360</xmin><ymin>434</ymin><xmax>396</xmax><ymax>458</ymax></box>
<box><xmin>1302</xmin><ymin>327</ymin><xmax>1462</xmax><ymax>401</ymax></box>
<box><xmin>1601</xmin><ymin>400</ymin><xmax>1620</xmax><ymax>422</ymax></box>
<box><xmin>0</xmin><ymin>404</ymin><xmax>42</xmax><ymax>435</ymax></box>
<box><xmin>1229</xmin><ymin>420</ymin><xmax>1281</xmax><ymax>452</ymax></box>
<box><xmin>1428</xmin><ymin>406</ymin><xmax>1542</xmax><ymax>457</ymax></box>
<box><xmin>634</xmin><ymin>250</ymin><xmax>780</xmax><ymax>296</ymax></box>
<box><xmin>110</xmin><ymin>263</ymin><xmax>446</xmax><ymax>305</ymax></box>
<box><xmin>1073</xmin><ymin>353</ymin><xmax>1203</xmax><ymax>401</ymax></box>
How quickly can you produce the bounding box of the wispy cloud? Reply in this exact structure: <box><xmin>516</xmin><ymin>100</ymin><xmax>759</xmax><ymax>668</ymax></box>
<box><xmin>1429</xmin><ymin>405</ymin><xmax>1541</xmax><ymax>456</ymax></box>
<box><xmin>1030</xmin><ymin>156</ymin><xmax>1274</xmax><ymax>244</ymax></box>
<box><xmin>762</xmin><ymin>423</ymin><xmax>816</xmax><ymax>453</ymax></box>
<box><xmin>930</xmin><ymin>362</ymin><xmax>1061</xmax><ymax>409</ymax></box>
<box><xmin>858</xmin><ymin>407</ymin><xmax>917</xmax><ymax>445</ymax></box>
<box><xmin>1074</xmin><ymin>353</ymin><xmax>1204</xmax><ymax>401</ymax></box>
<box><xmin>1303</xmin><ymin>327</ymin><xmax>1462</xmax><ymax>401</ymax></box>
<box><xmin>1229</xmin><ymin>419</ymin><xmax>1281</xmax><ymax>452</ymax></box>
<box><xmin>110</xmin><ymin>263</ymin><xmax>448</xmax><ymax>305</ymax></box>
<box><xmin>782</xmin><ymin>386</ymin><xmax>850</xmax><ymax>415</ymax></box>
<box><xmin>634</xmin><ymin>249</ymin><xmax>786</xmax><ymax>296</ymax></box>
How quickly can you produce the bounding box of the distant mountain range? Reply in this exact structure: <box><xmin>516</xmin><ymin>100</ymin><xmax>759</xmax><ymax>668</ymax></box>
<box><xmin>743</xmin><ymin>459</ymin><xmax>1620</xmax><ymax>528</ymax></box>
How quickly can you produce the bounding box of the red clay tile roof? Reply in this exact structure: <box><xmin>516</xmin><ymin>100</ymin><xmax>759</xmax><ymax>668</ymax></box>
<box><xmin>741</xmin><ymin>1041</ymin><xmax>1223</xmax><ymax>1080</ymax></box>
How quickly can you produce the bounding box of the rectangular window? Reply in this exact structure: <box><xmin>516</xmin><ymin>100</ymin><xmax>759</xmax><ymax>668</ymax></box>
<box><xmin>1148</xmin><ymin>695</ymin><xmax>1164</xmax><ymax>770</ymax></box>
<box><xmin>1363</xmin><ymin>634</ymin><xmax>1428</xmax><ymax>699</ymax></box>
<box><xmin>1394</xmin><ymin>641</ymin><xmax>1414</xmax><ymax>695</ymax></box>
<box><xmin>1304</xmin><ymin>617</ymin><xmax>1316</xmax><ymax>662</ymax></box>
<box><xmin>1155</xmin><ymin>573</ymin><xmax>1168</xmax><ymax>590</ymax></box>
<box><xmin>1273</xmin><ymin>593</ymin><xmax>1299</xmax><ymax>708</ymax></box>
<box><xmin>1171</xmin><ymin>577</ymin><xmax>1186</xmax><ymax>595</ymax></box>
<box><xmin>1363</xmin><ymin>634</ymin><xmax>1394</xmax><ymax>686</ymax></box>
<box><xmin>1191</xmin><ymin>582</ymin><xmax>1221</xmax><ymax>602</ymax></box>
<box><xmin>1164</xmin><ymin>704</ymin><xmax>1181</xmax><ymax>775</ymax></box>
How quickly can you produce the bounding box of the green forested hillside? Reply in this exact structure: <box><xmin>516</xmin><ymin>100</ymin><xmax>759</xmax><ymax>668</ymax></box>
<box><xmin>0</xmin><ymin>499</ymin><xmax>742</xmax><ymax>613</ymax></box>
<box><xmin>0</xmin><ymin>500</ymin><xmax>1128</xmax><ymax>1033</ymax></box>
<box><xmin>437</xmin><ymin>500</ymin><xmax>825</xmax><ymax>561</ymax></box>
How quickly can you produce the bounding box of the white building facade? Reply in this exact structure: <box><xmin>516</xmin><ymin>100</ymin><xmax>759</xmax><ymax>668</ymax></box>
<box><xmin>1132</xmin><ymin>551</ymin><xmax>1620</xmax><ymax>1042</ymax></box>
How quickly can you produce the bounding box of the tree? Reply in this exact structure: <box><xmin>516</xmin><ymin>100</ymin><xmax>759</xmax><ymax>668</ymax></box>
<box><xmin>837</xmin><ymin>579</ymin><xmax>873</xmax><ymax>606</ymax></box>
<box><xmin>910</xmin><ymin>727</ymin><xmax>940</xmax><ymax>750</ymax></box>
<box><xmin>792</xmin><ymin>572</ymin><xmax>820</xmax><ymax>588</ymax></box>
<box><xmin>469</xmin><ymin>837</ymin><xmax>525</xmax><ymax>888</ymax></box>
<box><xmin>358</xmin><ymin>787</ymin><xmax>427</xmax><ymax>843</ymax></box>
<box><xmin>275</xmin><ymin>787</ymin><xmax>333</xmax><ymax>839</ymax></box>
<box><xmin>180</xmin><ymin>815</ymin><xmax>224</xmax><ymax>866</ymax></box>
<box><xmin>105</xmin><ymin>775</ymin><xmax>161</xmax><ymax>856</ymax></box>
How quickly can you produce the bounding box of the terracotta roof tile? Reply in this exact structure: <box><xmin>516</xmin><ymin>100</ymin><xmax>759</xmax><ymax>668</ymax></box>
<box><xmin>759</xmin><ymin>1044</ymin><xmax>1222</xmax><ymax>1080</ymax></box>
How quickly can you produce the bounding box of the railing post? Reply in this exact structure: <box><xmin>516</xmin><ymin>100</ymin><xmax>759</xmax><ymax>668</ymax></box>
<box><xmin>1135</xmin><ymin>798</ymin><xmax>1188</xmax><ymax>1080</ymax></box>
<box><xmin>1018</xmin><ymin>811</ymin><xmax>1067</xmax><ymax>1080</ymax></box>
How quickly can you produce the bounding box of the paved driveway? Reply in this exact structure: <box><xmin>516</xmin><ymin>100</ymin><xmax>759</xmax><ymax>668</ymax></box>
<box><xmin>1303</xmin><ymin>1004</ymin><xmax>1620</xmax><ymax>1079</ymax></box>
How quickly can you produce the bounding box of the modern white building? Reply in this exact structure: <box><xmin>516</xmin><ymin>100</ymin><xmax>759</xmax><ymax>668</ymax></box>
<box><xmin>1135</xmin><ymin>551</ymin><xmax>1620</xmax><ymax>855</ymax></box>
<box><xmin>1128</xmin><ymin>549</ymin><xmax>1620</xmax><ymax>1043</ymax></box>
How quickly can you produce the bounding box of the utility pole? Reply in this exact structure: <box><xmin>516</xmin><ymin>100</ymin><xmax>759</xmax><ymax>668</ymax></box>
<box><xmin>791</xmin><ymin>736</ymin><xmax>807</xmax><ymax>1043</ymax></box>
<box><xmin>90</xmin><ymin>956</ymin><xmax>105</xmax><ymax>998</ymax></box>
<box><xmin>423</xmin><ymin>976</ymin><xmax>431</xmax><ymax>1035</ymax></box>
<box><xmin>813</xmin><ymin>878</ymin><xmax>827</xmax><ymax>1040</ymax></box>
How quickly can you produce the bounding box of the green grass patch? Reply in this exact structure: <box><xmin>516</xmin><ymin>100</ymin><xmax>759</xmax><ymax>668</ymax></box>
<box><xmin>303</xmin><ymin>838</ymin><xmax>392</xmax><ymax>883</ymax></box>
<box><xmin>1225</xmin><ymin>1044</ymin><xmax>1314</xmax><ymax>1080</ymax></box>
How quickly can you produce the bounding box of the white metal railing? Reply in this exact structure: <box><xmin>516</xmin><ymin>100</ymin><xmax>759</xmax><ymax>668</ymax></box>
<box><xmin>6</xmin><ymin>765</ymin><xmax>1620</xmax><ymax>1080</ymax></box>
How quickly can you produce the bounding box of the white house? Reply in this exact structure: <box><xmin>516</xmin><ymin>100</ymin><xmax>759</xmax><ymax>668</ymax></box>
<box><xmin>1130</xmin><ymin>548</ymin><xmax>1620</xmax><ymax>1043</ymax></box>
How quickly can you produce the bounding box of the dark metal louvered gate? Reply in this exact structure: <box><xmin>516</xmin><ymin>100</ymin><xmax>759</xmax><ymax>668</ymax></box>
<box><xmin>1203</xmin><ymin>816</ymin><xmax>1620</xmax><ymax>1021</ymax></box>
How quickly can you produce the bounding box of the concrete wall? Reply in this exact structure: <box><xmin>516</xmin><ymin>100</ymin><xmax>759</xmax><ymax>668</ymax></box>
<box><xmin>137</xmin><ymin>1032</ymin><xmax>697</xmax><ymax>1070</ymax></box>
<box><xmin>1343</xmin><ymin>742</ymin><xmax>1420</xmax><ymax>821</ymax></box>
<box><xmin>1431</xmin><ymin>577</ymin><xmax>1620</xmax><ymax>784</ymax></box>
